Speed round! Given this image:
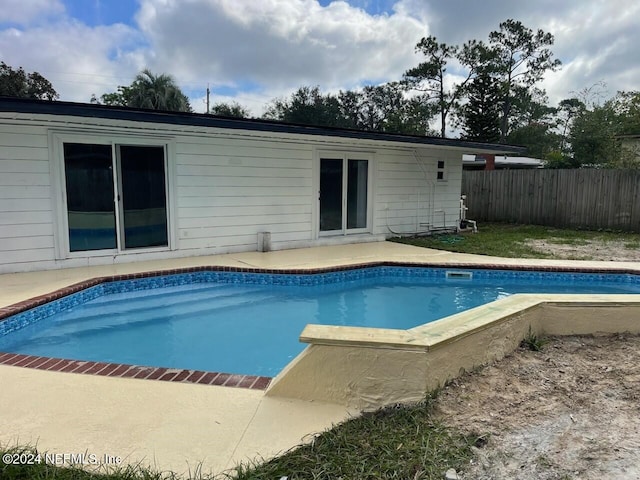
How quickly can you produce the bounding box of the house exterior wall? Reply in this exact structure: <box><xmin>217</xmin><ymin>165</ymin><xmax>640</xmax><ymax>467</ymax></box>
<box><xmin>0</xmin><ymin>113</ymin><xmax>464</xmax><ymax>273</ymax></box>
<box><xmin>373</xmin><ymin>149</ymin><xmax>462</xmax><ymax>236</ymax></box>
<box><xmin>620</xmin><ymin>136</ymin><xmax>640</xmax><ymax>164</ymax></box>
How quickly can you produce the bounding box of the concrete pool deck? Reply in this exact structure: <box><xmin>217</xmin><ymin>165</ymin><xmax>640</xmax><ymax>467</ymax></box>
<box><xmin>1</xmin><ymin>242</ymin><xmax>639</xmax><ymax>475</ymax></box>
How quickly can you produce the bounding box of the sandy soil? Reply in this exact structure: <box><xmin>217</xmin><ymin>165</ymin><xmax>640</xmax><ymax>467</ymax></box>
<box><xmin>524</xmin><ymin>238</ymin><xmax>640</xmax><ymax>262</ymax></box>
<box><xmin>434</xmin><ymin>334</ymin><xmax>640</xmax><ymax>479</ymax></box>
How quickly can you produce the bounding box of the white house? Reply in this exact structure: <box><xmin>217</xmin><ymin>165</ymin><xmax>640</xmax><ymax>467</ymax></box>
<box><xmin>0</xmin><ymin>98</ymin><xmax>523</xmax><ymax>273</ymax></box>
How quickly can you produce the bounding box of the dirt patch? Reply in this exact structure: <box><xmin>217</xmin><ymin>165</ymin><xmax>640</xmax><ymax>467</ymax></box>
<box><xmin>433</xmin><ymin>334</ymin><xmax>640</xmax><ymax>479</ymax></box>
<box><xmin>524</xmin><ymin>238</ymin><xmax>640</xmax><ymax>262</ymax></box>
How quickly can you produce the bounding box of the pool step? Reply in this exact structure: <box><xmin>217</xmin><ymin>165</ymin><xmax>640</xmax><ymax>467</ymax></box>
<box><xmin>57</xmin><ymin>283</ymin><xmax>264</xmax><ymax>320</ymax></box>
<box><xmin>34</xmin><ymin>287</ymin><xmax>273</xmax><ymax>330</ymax></box>
<box><xmin>10</xmin><ymin>291</ymin><xmax>285</xmax><ymax>346</ymax></box>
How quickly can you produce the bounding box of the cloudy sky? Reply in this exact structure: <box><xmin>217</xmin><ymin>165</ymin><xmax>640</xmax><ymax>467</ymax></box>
<box><xmin>1</xmin><ymin>0</ymin><xmax>638</xmax><ymax>116</ymax></box>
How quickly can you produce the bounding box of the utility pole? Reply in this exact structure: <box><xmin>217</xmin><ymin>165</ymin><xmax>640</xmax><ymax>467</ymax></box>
<box><xmin>206</xmin><ymin>83</ymin><xmax>210</xmax><ymax>114</ymax></box>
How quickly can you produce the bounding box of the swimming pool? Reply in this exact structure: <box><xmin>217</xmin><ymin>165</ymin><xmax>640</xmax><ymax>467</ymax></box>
<box><xmin>1</xmin><ymin>265</ymin><xmax>639</xmax><ymax>377</ymax></box>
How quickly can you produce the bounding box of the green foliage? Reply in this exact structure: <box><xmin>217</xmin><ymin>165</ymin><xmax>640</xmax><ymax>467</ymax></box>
<box><xmin>507</xmin><ymin>123</ymin><xmax>561</xmax><ymax>159</ymax></box>
<box><xmin>340</xmin><ymin>82</ymin><xmax>435</xmax><ymax>135</ymax></box>
<box><xmin>0</xmin><ymin>62</ymin><xmax>58</xmax><ymax>100</ymax></box>
<box><xmin>93</xmin><ymin>70</ymin><xmax>191</xmax><ymax>112</ymax></box>
<box><xmin>405</xmin><ymin>36</ymin><xmax>487</xmax><ymax>138</ymax></box>
<box><xmin>543</xmin><ymin>150</ymin><xmax>580</xmax><ymax>169</ymax></box>
<box><xmin>339</xmin><ymin>83</ymin><xmax>404</xmax><ymax>131</ymax></box>
<box><xmin>209</xmin><ymin>101</ymin><xmax>250</xmax><ymax>118</ymax></box>
<box><xmin>486</xmin><ymin>20</ymin><xmax>562</xmax><ymax>142</ymax></box>
<box><xmin>263</xmin><ymin>85</ymin><xmax>345</xmax><ymax>127</ymax></box>
<box><xmin>569</xmin><ymin>103</ymin><xmax>620</xmax><ymax>166</ymax></box>
<box><xmin>459</xmin><ymin>71</ymin><xmax>502</xmax><ymax>142</ymax></box>
<box><xmin>263</xmin><ymin>84</ymin><xmax>435</xmax><ymax>135</ymax></box>
<box><xmin>611</xmin><ymin>90</ymin><xmax>640</xmax><ymax>135</ymax></box>
<box><xmin>521</xmin><ymin>326</ymin><xmax>548</xmax><ymax>352</ymax></box>
<box><xmin>404</xmin><ymin>19</ymin><xmax>561</xmax><ymax>142</ymax></box>
<box><xmin>555</xmin><ymin>97</ymin><xmax>585</xmax><ymax>153</ymax></box>
<box><xmin>506</xmin><ymin>88</ymin><xmax>564</xmax><ymax>159</ymax></box>
<box><xmin>91</xmin><ymin>85</ymin><xmax>133</xmax><ymax>106</ymax></box>
<box><xmin>552</xmin><ymin>88</ymin><xmax>640</xmax><ymax>168</ymax></box>
<box><xmin>232</xmin><ymin>400</ymin><xmax>475</xmax><ymax>480</ymax></box>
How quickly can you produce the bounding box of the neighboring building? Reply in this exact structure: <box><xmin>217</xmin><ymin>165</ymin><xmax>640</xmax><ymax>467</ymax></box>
<box><xmin>0</xmin><ymin>98</ymin><xmax>523</xmax><ymax>273</ymax></box>
<box><xmin>619</xmin><ymin>134</ymin><xmax>640</xmax><ymax>164</ymax></box>
<box><xmin>463</xmin><ymin>154</ymin><xmax>543</xmax><ymax>170</ymax></box>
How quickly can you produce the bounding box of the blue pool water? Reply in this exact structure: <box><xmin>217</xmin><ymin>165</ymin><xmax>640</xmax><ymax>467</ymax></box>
<box><xmin>1</xmin><ymin>267</ymin><xmax>639</xmax><ymax>376</ymax></box>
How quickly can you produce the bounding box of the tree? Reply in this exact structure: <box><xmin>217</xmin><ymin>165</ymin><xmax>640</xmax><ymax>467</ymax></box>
<box><xmin>567</xmin><ymin>90</ymin><xmax>640</xmax><ymax>168</ymax></box>
<box><xmin>458</xmin><ymin>71</ymin><xmax>502</xmax><ymax>142</ymax></box>
<box><xmin>485</xmin><ymin>19</ymin><xmax>562</xmax><ymax>142</ymax></box>
<box><xmin>404</xmin><ymin>37</ymin><xmax>486</xmax><ymax>138</ymax></box>
<box><xmin>127</xmin><ymin>70</ymin><xmax>191</xmax><ymax>112</ymax></box>
<box><xmin>543</xmin><ymin>150</ymin><xmax>578</xmax><ymax>169</ymax></box>
<box><xmin>610</xmin><ymin>90</ymin><xmax>640</xmax><ymax>135</ymax></box>
<box><xmin>342</xmin><ymin>83</ymin><xmax>406</xmax><ymax>131</ymax></box>
<box><xmin>569</xmin><ymin>102</ymin><xmax>620</xmax><ymax>166</ymax></box>
<box><xmin>555</xmin><ymin>97</ymin><xmax>585</xmax><ymax>153</ymax></box>
<box><xmin>384</xmin><ymin>94</ymin><xmax>436</xmax><ymax>136</ymax></box>
<box><xmin>338</xmin><ymin>82</ymin><xmax>434</xmax><ymax>135</ymax></box>
<box><xmin>264</xmin><ymin>84</ymin><xmax>435</xmax><ymax>135</ymax></box>
<box><xmin>0</xmin><ymin>62</ymin><xmax>58</xmax><ymax>100</ymax></box>
<box><xmin>210</xmin><ymin>102</ymin><xmax>250</xmax><ymax>118</ymax></box>
<box><xmin>505</xmin><ymin>87</ymin><xmax>561</xmax><ymax>158</ymax></box>
<box><xmin>91</xmin><ymin>85</ymin><xmax>133</xmax><ymax>106</ymax></box>
<box><xmin>263</xmin><ymin>86</ymin><xmax>345</xmax><ymax>127</ymax></box>
<box><xmin>93</xmin><ymin>69</ymin><xmax>191</xmax><ymax>112</ymax></box>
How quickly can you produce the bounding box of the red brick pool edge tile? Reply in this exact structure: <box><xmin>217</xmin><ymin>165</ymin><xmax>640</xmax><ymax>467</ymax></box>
<box><xmin>0</xmin><ymin>352</ymin><xmax>272</xmax><ymax>391</ymax></box>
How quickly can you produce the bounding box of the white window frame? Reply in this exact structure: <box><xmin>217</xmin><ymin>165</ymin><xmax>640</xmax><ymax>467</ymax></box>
<box><xmin>314</xmin><ymin>150</ymin><xmax>374</xmax><ymax>238</ymax></box>
<box><xmin>50</xmin><ymin>131</ymin><xmax>177</xmax><ymax>260</ymax></box>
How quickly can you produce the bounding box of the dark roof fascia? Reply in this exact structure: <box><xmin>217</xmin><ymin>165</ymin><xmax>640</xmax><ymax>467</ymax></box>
<box><xmin>0</xmin><ymin>97</ymin><xmax>526</xmax><ymax>154</ymax></box>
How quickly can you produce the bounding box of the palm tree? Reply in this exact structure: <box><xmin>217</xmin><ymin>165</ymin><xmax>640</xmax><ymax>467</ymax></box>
<box><xmin>127</xmin><ymin>69</ymin><xmax>192</xmax><ymax>112</ymax></box>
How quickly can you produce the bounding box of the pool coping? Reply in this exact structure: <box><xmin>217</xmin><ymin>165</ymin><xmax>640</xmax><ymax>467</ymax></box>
<box><xmin>0</xmin><ymin>352</ymin><xmax>271</xmax><ymax>389</ymax></box>
<box><xmin>1</xmin><ymin>261</ymin><xmax>638</xmax><ymax>390</ymax></box>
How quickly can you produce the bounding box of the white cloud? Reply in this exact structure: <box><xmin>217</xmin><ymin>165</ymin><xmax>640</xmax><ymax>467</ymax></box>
<box><xmin>539</xmin><ymin>1</ymin><xmax>640</xmax><ymax>105</ymax></box>
<box><xmin>135</xmin><ymin>0</ymin><xmax>426</xmax><ymax>92</ymax></box>
<box><xmin>0</xmin><ymin>19</ymin><xmax>145</xmax><ymax>102</ymax></box>
<box><xmin>0</xmin><ymin>0</ymin><xmax>65</xmax><ymax>25</ymax></box>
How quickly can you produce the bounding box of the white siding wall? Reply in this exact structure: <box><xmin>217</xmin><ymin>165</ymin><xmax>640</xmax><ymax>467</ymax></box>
<box><xmin>374</xmin><ymin>147</ymin><xmax>462</xmax><ymax>236</ymax></box>
<box><xmin>0</xmin><ymin>126</ymin><xmax>56</xmax><ymax>269</ymax></box>
<box><xmin>0</xmin><ymin>114</ymin><xmax>470</xmax><ymax>273</ymax></box>
<box><xmin>174</xmin><ymin>136</ymin><xmax>314</xmax><ymax>253</ymax></box>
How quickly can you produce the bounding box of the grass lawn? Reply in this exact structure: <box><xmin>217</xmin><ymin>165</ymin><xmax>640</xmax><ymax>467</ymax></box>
<box><xmin>389</xmin><ymin>222</ymin><xmax>640</xmax><ymax>260</ymax></box>
<box><xmin>2</xmin><ymin>398</ymin><xmax>477</xmax><ymax>479</ymax></box>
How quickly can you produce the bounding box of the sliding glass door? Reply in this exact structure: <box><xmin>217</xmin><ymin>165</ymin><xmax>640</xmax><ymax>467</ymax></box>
<box><xmin>63</xmin><ymin>142</ymin><xmax>168</xmax><ymax>254</ymax></box>
<box><xmin>347</xmin><ymin>159</ymin><xmax>368</xmax><ymax>229</ymax></box>
<box><xmin>319</xmin><ymin>155</ymin><xmax>370</xmax><ymax>235</ymax></box>
<box><xmin>64</xmin><ymin>143</ymin><xmax>117</xmax><ymax>251</ymax></box>
<box><xmin>320</xmin><ymin>158</ymin><xmax>343</xmax><ymax>232</ymax></box>
<box><xmin>119</xmin><ymin>146</ymin><xmax>168</xmax><ymax>249</ymax></box>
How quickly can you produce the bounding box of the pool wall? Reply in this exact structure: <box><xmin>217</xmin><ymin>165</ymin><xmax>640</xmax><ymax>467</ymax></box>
<box><xmin>266</xmin><ymin>294</ymin><xmax>640</xmax><ymax>410</ymax></box>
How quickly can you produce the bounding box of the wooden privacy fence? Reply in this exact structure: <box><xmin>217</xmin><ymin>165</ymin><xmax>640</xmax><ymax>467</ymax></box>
<box><xmin>461</xmin><ymin>169</ymin><xmax>640</xmax><ymax>232</ymax></box>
